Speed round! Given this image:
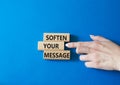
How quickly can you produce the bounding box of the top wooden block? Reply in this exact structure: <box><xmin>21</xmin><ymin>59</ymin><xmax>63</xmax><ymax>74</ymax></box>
<box><xmin>43</xmin><ymin>33</ymin><xmax>70</xmax><ymax>42</ymax></box>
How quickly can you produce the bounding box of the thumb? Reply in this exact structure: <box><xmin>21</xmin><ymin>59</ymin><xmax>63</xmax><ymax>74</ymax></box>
<box><xmin>90</xmin><ymin>35</ymin><xmax>110</xmax><ymax>41</ymax></box>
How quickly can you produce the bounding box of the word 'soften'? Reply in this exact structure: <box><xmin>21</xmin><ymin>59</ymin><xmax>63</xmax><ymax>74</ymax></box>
<box><xmin>44</xmin><ymin>33</ymin><xmax>70</xmax><ymax>42</ymax></box>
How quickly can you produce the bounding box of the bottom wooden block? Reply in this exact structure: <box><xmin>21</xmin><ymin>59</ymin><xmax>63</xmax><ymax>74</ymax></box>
<box><xmin>43</xmin><ymin>50</ymin><xmax>70</xmax><ymax>60</ymax></box>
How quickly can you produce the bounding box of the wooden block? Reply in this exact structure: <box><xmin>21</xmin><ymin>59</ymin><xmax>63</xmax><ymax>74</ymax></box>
<box><xmin>43</xmin><ymin>50</ymin><xmax>70</xmax><ymax>60</ymax></box>
<box><xmin>43</xmin><ymin>33</ymin><xmax>70</xmax><ymax>42</ymax></box>
<box><xmin>38</xmin><ymin>41</ymin><xmax>64</xmax><ymax>51</ymax></box>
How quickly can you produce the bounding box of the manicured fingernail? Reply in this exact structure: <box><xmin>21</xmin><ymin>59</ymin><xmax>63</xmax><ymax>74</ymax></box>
<box><xmin>65</xmin><ymin>43</ymin><xmax>69</xmax><ymax>47</ymax></box>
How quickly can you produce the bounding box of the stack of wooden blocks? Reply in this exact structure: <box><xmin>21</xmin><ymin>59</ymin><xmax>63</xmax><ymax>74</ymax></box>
<box><xmin>38</xmin><ymin>33</ymin><xmax>70</xmax><ymax>60</ymax></box>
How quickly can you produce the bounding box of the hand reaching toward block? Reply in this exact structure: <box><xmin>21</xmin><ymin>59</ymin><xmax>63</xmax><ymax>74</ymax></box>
<box><xmin>66</xmin><ymin>35</ymin><xmax>120</xmax><ymax>71</ymax></box>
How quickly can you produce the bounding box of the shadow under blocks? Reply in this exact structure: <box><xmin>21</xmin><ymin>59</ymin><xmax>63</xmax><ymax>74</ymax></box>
<box><xmin>65</xmin><ymin>34</ymin><xmax>79</xmax><ymax>61</ymax></box>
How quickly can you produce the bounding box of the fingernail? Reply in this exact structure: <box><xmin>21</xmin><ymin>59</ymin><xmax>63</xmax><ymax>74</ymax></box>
<box><xmin>90</xmin><ymin>35</ymin><xmax>95</xmax><ymax>38</ymax></box>
<box><xmin>65</xmin><ymin>43</ymin><xmax>69</xmax><ymax>47</ymax></box>
<box><xmin>80</xmin><ymin>55</ymin><xmax>85</xmax><ymax>60</ymax></box>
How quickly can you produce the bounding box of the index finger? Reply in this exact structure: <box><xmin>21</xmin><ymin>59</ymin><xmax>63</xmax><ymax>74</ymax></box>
<box><xmin>66</xmin><ymin>42</ymin><xmax>93</xmax><ymax>48</ymax></box>
<box><xmin>65</xmin><ymin>42</ymin><xmax>79</xmax><ymax>48</ymax></box>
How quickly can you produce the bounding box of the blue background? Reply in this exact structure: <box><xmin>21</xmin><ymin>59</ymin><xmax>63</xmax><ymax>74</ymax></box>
<box><xmin>0</xmin><ymin>0</ymin><xmax>120</xmax><ymax>85</ymax></box>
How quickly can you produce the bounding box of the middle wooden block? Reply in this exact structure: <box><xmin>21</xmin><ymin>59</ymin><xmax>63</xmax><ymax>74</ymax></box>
<box><xmin>38</xmin><ymin>41</ymin><xmax>64</xmax><ymax>51</ymax></box>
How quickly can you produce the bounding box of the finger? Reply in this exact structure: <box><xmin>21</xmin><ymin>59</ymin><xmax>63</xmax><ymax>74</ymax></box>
<box><xmin>65</xmin><ymin>42</ymin><xmax>78</xmax><ymax>48</ymax></box>
<box><xmin>66</xmin><ymin>41</ymin><xmax>107</xmax><ymax>54</ymax></box>
<box><xmin>85</xmin><ymin>61</ymin><xmax>110</xmax><ymax>70</ymax></box>
<box><xmin>85</xmin><ymin>62</ymin><xmax>100</xmax><ymax>69</ymax></box>
<box><xmin>66</xmin><ymin>42</ymin><xmax>92</xmax><ymax>48</ymax></box>
<box><xmin>76</xmin><ymin>46</ymin><xmax>94</xmax><ymax>54</ymax></box>
<box><xmin>79</xmin><ymin>55</ymin><xmax>90</xmax><ymax>61</ymax></box>
<box><xmin>90</xmin><ymin>35</ymin><xmax>110</xmax><ymax>42</ymax></box>
<box><xmin>79</xmin><ymin>53</ymin><xmax>98</xmax><ymax>62</ymax></box>
<box><xmin>66</xmin><ymin>41</ymin><xmax>105</xmax><ymax>52</ymax></box>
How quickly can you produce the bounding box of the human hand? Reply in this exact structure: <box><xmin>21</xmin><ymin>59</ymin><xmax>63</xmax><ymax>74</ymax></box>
<box><xmin>66</xmin><ymin>35</ymin><xmax>120</xmax><ymax>71</ymax></box>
